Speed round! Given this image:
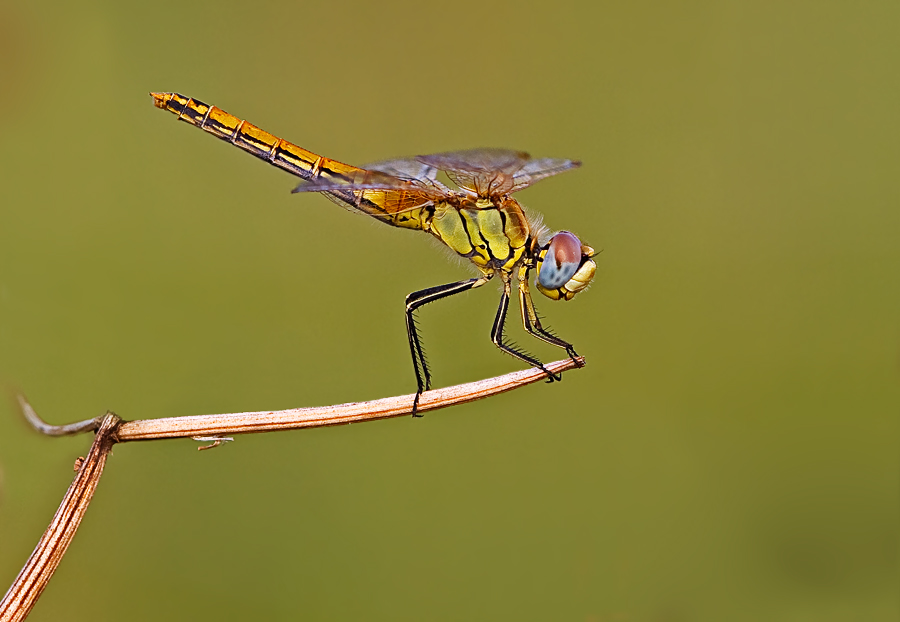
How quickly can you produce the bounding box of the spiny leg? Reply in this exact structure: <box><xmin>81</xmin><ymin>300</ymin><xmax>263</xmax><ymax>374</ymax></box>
<box><xmin>406</xmin><ymin>275</ymin><xmax>492</xmax><ymax>416</ymax></box>
<box><xmin>491</xmin><ymin>276</ymin><xmax>561</xmax><ymax>381</ymax></box>
<box><xmin>517</xmin><ymin>265</ymin><xmax>582</xmax><ymax>367</ymax></box>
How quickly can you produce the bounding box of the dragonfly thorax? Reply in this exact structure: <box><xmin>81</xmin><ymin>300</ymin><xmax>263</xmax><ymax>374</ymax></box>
<box><xmin>429</xmin><ymin>198</ymin><xmax>530</xmax><ymax>273</ymax></box>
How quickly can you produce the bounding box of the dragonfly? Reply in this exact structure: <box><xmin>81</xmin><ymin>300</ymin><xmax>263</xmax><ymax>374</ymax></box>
<box><xmin>151</xmin><ymin>93</ymin><xmax>597</xmax><ymax>415</ymax></box>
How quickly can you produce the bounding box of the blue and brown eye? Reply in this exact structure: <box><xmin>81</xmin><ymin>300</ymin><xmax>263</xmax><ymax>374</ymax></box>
<box><xmin>538</xmin><ymin>231</ymin><xmax>583</xmax><ymax>289</ymax></box>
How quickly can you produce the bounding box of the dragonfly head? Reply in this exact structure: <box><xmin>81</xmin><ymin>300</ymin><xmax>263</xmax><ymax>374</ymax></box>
<box><xmin>535</xmin><ymin>231</ymin><xmax>596</xmax><ymax>301</ymax></box>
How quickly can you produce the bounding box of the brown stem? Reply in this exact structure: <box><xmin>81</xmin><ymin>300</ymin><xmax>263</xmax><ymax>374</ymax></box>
<box><xmin>116</xmin><ymin>357</ymin><xmax>584</xmax><ymax>442</ymax></box>
<box><xmin>0</xmin><ymin>413</ymin><xmax>121</xmax><ymax>622</ymax></box>
<box><xmin>1</xmin><ymin>357</ymin><xmax>584</xmax><ymax>620</ymax></box>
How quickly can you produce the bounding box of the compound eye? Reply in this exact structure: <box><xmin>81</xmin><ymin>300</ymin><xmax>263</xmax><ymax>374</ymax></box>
<box><xmin>538</xmin><ymin>231</ymin><xmax>582</xmax><ymax>290</ymax></box>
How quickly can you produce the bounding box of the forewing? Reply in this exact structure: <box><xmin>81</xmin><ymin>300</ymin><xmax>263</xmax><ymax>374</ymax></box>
<box><xmin>416</xmin><ymin>148</ymin><xmax>531</xmax><ymax>173</ymax></box>
<box><xmin>364</xmin><ymin>157</ymin><xmax>439</xmax><ymax>181</ymax></box>
<box><xmin>416</xmin><ymin>148</ymin><xmax>578</xmax><ymax>197</ymax></box>
<box><xmin>363</xmin><ymin>156</ymin><xmax>454</xmax><ymax>196</ymax></box>
<box><xmin>509</xmin><ymin>157</ymin><xmax>582</xmax><ymax>192</ymax></box>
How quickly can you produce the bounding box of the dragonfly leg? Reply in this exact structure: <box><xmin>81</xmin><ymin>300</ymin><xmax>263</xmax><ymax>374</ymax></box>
<box><xmin>406</xmin><ymin>275</ymin><xmax>492</xmax><ymax>416</ymax></box>
<box><xmin>517</xmin><ymin>265</ymin><xmax>582</xmax><ymax>367</ymax></box>
<box><xmin>491</xmin><ymin>276</ymin><xmax>562</xmax><ymax>382</ymax></box>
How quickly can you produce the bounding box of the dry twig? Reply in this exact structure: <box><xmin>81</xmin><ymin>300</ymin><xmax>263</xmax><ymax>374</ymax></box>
<box><xmin>0</xmin><ymin>413</ymin><xmax>120</xmax><ymax>622</ymax></box>
<box><xmin>0</xmin><ymin>357</ymin><xmax>584</xmax><ymax>621</ymax></box>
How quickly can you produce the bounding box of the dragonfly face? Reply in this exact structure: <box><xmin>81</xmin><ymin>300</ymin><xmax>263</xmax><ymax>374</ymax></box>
<box><xmin>151</xmin><ymin>92</ymin><xmax>597</xmax><ymax>415</ymax></box>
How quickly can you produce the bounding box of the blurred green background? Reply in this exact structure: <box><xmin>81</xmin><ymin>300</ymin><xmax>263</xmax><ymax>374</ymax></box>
<box><xmin>1</xmin><ymin>1</ymin><xmax>897</xmax><ymax>620</ymax></box>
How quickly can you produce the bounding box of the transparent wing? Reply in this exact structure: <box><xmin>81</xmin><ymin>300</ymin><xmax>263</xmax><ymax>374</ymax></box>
<box><xmin>292</xmin><ymin>168</ymin><xmax>416</xmax><ymax>193</ymax></box>
<box><xmin>363</xmin><ymin>157</ymin><xmax>454</xmax><ymax>196</ymax></box>
<box><xmin>292</xmin><ymin>167</ymin><xmax>450</xmax><ymax>202</ymax></box>
<box><xmin>291</xmin><ymin>166</ymin><xmax>446</xmax><ymax>229</ymax></box>
<box><xmin>416</xmin><ymin>148</ymin><xmax>531</xmax><ymax>173</ymax></box>
<box><xmin>364</xmin><ymin>157</ymin><xmax>440</xmax><ymax>182</ymax></box>
<box><xmin>416</xmin><ymin>148</ymin><xmax>579</xmax><ymax>196</ymax></box>
<box><xmin>509</xmin><ymin>157</ymin><xmax>582</xmax><ymax>192</ymax></box>
<box><xmin>320</xmin><ymin>191</ymin><xmax>439</xmax><ymax>218</ymax></box>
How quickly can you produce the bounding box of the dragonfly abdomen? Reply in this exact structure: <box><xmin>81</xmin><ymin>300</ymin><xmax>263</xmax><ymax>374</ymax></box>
<box><xmin>151</xmin><ymin>92</ymin><xmax>356</xmax><ymax>182</ymax></box>
<box><xmin>151</xmin><ymin>93</ymin><xmax>433</xmax><ymax>230</ymax></box>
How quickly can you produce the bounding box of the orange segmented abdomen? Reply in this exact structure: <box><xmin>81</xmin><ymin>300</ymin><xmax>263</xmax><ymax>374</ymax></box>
<box><xmin>151</xmin><ymin>92</ymin><xmax>364</xmax><ymax>183</ymax></box>
<box><xmin>151</xmin><ymin>93</ymin><xmax>433</xmax><ymax>231</ymax></box>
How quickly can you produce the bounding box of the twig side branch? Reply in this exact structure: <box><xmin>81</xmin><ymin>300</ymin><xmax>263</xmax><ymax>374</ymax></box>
<box><xmin>116</xmin><ymin>357</ymin><xmax>584</xmax><ymax>442</ymax></box>
<box><xmin>0</xmin><ymin>413</ymin><xmax>121</xmax><ymax>622</ymax></box>
<box><xmin>16</xmin><ymin>395</ymin><xmax>102</xmax><ymax>437</ymax></box>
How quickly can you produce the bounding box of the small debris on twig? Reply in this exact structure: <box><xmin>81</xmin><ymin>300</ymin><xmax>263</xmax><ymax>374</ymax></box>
<box><xmin>192</xmin><ymin>436</ymin><xmax>234</xmax><ymax>451</ymax></box>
